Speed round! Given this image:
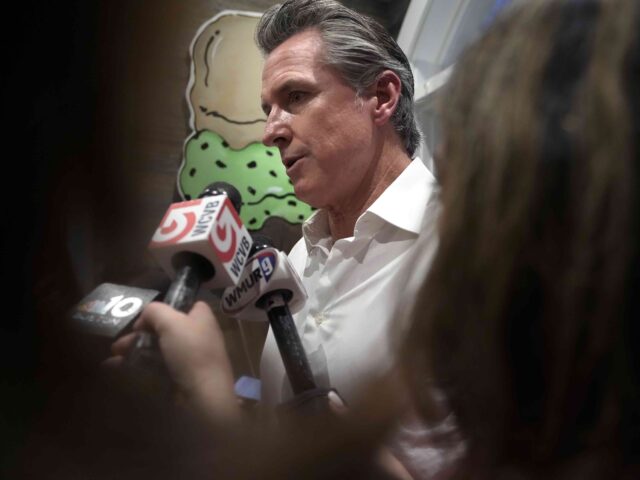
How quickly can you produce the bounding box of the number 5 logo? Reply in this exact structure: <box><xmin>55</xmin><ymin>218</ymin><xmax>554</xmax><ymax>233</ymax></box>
<box><xmin>151</xmin><ymin>201</ymin><xmax>199</xmax><ymax>246</ymax></box>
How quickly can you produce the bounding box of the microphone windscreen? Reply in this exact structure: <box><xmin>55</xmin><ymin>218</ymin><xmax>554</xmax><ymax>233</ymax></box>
<box><xmin>198</xmin><ymin>181</ymin><xmax>243</xmax><ymax>214</ymax></box>
<box><xmin>249</xmin><ymin>234</ymin><xmax>273</xmax><ymax>256</ymax></box>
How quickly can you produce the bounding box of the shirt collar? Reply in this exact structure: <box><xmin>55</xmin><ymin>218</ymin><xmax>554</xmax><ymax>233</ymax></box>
<box><xmin>301</xmin><ymin>208</ymin><xmax>331</xmax><ymax>253</ymax></box>
<box><xmin>301</xmin><ymin>157</ymin><xmax>437</xmax><ymax>251</ymax></box>
<box><xmin>365</xmin><ymin>157</ymin><xmax>436</xmax><ymax>235</ymax></box>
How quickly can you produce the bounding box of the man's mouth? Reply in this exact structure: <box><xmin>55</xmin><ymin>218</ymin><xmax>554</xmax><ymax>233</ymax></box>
<box><xmin>283</xmin><ymin>155</ymin><xmax>303</xmax><ymax>170</ymax></box>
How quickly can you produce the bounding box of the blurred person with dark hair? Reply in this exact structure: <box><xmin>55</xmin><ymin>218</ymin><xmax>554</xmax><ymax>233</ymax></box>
<box><xmin>403</xmin><ymin>0</ymin><xmax>640</xmax><ymax>477</ymax></box>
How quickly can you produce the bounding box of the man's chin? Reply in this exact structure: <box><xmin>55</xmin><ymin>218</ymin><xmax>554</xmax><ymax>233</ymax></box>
<box><xmin>292</xmin><ymin>184</ymin><xmax>321</xmax><ymax>209</ymax></box>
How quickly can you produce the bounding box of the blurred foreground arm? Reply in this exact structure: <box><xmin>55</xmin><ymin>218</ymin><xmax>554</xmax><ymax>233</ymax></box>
<box><xmin>109</xmin><ymin>301</ymin><xmax>241</xmax><ymax>425</ymax></box>
<box><xmin>108</xmin><ymin>301</ymin><xmax>416</xmax><ymax>479</ymax></box>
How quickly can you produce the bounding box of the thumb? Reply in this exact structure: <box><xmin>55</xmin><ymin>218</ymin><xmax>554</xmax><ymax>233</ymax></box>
<box><xmin>328</xmin><ymin>389</ymin><xmax>348</xmax><ymax>415</ymax></box>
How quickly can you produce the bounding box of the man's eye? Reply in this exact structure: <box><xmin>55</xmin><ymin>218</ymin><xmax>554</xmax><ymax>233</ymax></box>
<box><xmin>289</xmin><ymin>91</ymin><xmax>305</xmax><ymax>103</ymax></box>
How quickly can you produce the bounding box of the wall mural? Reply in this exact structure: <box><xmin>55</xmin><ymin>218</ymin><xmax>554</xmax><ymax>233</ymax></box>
<box><xmin>178</xmin><ymin>11</ymin><xmax>314</xmax><ymax>232</ymax></box>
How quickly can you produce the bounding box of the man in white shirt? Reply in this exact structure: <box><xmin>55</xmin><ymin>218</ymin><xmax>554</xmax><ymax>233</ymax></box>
<box><xmin>254</xmin><ymin>0</ymin><xmax>439</xmax><ymax>414</ymax></box>
<box><xmin>260</xmin><ymin>159</ymin><xmax>439</xmax><ymax>406</ymax></box>
<box><xmin>111</xmin><ymin>1</ymin><xmax>455</xmax><ymax>477</ymax></box>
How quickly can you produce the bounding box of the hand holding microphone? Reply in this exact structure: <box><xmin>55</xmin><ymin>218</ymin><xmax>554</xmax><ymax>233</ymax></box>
<box><xmin>127</xmin><ymin>182</ymin><xmax>253</xmax><ymax>368</ymax></box>
<box><xmin>105</xmin><ymin>182</ymin><xmax>251</xmax><ymax>422</ymax></box>
<box><xmin>110</xmin><ymin>300</ymin><xmax>241</xmax><ymax>424</ymax></box>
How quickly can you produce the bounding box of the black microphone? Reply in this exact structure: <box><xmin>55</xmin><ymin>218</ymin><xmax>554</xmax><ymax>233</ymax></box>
<box><xmin>153</xmin><ymin>182</ymin><xmax>248</xmax><ymax>311</ymax></box>
<box><xmin>222</xmin><ymin>235</ymin><xmax>316</xmax><ymax>395</ymax></box>
<box><xmin>128</xmin><ymin>182</ymin><xmax>253</xmax><ymax>366</ymax></box>
<box><xmin>69</xmin><ymin>283</ymin><xmax>162</xmax><ymax>362</ymax></box>
<box><xmin>71</xmin><ymin>283</ymin><xmax>162</xmax><ymax>337</ymax></box>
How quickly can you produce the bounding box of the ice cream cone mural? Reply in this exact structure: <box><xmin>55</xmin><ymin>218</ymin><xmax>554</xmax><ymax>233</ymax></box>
<box><xmin>178</xmin><ymin>11</ymin><xmax>314</xmax><ymax>231</ymax></box>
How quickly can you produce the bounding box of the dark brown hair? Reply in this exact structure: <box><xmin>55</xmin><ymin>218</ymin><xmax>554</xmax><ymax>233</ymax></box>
<box><xmin>404</xmin><ymin>0</ymin><xmax>640</xmax><ymax>477</ymax></box>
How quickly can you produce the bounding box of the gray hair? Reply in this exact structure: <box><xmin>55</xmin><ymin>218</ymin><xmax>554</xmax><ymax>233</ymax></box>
<box><xmin>256</xmin><ymin>0</ymin><xmax>421</xmax><ymax>157</ymax></box>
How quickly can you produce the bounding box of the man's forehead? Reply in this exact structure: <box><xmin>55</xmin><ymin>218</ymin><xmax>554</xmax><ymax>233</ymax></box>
<box><xmin>260</xmin><ymin>31</ymin><xmax>324</xmax><ymax>96</ymax></box>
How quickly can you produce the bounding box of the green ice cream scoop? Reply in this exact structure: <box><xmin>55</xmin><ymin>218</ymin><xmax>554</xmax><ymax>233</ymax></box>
<box><xmin>178</xmin><ymin>130</ymin><xmax>314</xmax><ymax>230</ymax></box>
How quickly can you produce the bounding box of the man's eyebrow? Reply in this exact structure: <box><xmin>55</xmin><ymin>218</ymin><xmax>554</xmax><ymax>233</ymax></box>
<box><xmin>269</xmin><ymin>78</ymin><xmax>312</xmax><ymax>99</ymax></box>
<box><xmin>276</xmin><ymin>78</ymin><xmax>307</xmax><ymax>92</ymax></box>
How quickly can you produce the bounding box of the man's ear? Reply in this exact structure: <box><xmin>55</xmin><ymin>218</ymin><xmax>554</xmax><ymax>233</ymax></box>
<box><xmin>370</xmin><ymin>70</ymin><xmax>402</xmax><ymax>126</ymax></box>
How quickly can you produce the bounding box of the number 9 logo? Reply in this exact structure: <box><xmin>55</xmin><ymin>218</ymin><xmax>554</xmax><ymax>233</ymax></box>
<box><xmin>260</xmin><ymin>257</ymin><xmax>273</xmax><ymax>277</ymax></box>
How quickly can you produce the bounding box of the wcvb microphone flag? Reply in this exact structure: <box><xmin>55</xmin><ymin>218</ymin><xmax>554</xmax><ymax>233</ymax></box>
<box><xmin>148</xmin><ymin>195</ymin><xmax>252</xmax><ymax>289</ymax></box>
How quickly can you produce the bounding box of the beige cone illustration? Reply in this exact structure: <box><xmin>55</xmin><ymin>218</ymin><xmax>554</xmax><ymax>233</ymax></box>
<box><xmin>178</xmin><ymin>11</ymin><xmax>314</xmax><ymax>236</ymax></box>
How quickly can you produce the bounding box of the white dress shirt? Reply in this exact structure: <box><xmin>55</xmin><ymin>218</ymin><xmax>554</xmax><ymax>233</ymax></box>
<box><xmin>259</xmin><ymin>158</ymin><xmax>440</xmax><ymax>406</ymax></box>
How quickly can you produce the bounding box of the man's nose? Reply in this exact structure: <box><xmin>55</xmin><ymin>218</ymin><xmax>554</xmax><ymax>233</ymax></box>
<box><xmin>262</xmin><ymin>108</ymin><xmax>291</xmax><ymax>150</ymax></box>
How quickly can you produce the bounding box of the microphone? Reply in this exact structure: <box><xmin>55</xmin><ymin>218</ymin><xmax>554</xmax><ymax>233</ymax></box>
<box><xmin>69</xmin><ymin>283</ymin><xmax>162</xmax><ymax>362</ymax></box>
<box><xmin>149</xmin><ymin>182</ymin><xmax>252</xmax><ymax>296</ymax></box>
<box><xmin>220</xmin><ymin>234</ymin><xmax>307</xmax><ymax>321</ymax></box>
<box><xmin>128</xmin><ymin>182</ymin><xmax>253</xmax><ymax>365</ymax></box>
<box><xmin>71</xmin><ymin>283</ymin><xmax>162</xmax><ymax>338</ymax></box>
<box><xmin>221</xmin><ymin>236</ymin><xmax>315</xmax><ymax>395</ymax></box>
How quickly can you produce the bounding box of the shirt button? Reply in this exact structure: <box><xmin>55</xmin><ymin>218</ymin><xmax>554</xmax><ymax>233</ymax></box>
<box><xmin>314</xmin><ymin>313</ymin><xmax>326</xmax><ymax>326</ymax></box>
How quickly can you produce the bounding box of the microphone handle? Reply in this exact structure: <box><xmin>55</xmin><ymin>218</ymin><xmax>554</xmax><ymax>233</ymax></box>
<box><xmin>162</xmin><ymin>264</ymin><xmax>202</xmax><ymax>313</ymax></box>
<box><xmin>129</xmin><ymin>265</ymin><xmax>201</xmax><ymax>363</ymax></box>
<box><xmin>264</xmin><ymin>292</ymin><xmax>317</xmax><ymax>395</ymax></box>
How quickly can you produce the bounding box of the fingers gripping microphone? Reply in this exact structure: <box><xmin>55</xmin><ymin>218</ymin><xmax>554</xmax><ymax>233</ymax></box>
<box><xmin>128</xmin><ymin>182</ymin><xmax>253</xmax><ymax>362</ymax></box>
<box><xmin>221</xmin><ymin>236</ymin><xmax>315</xmax><ymax>395</ymax></box>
